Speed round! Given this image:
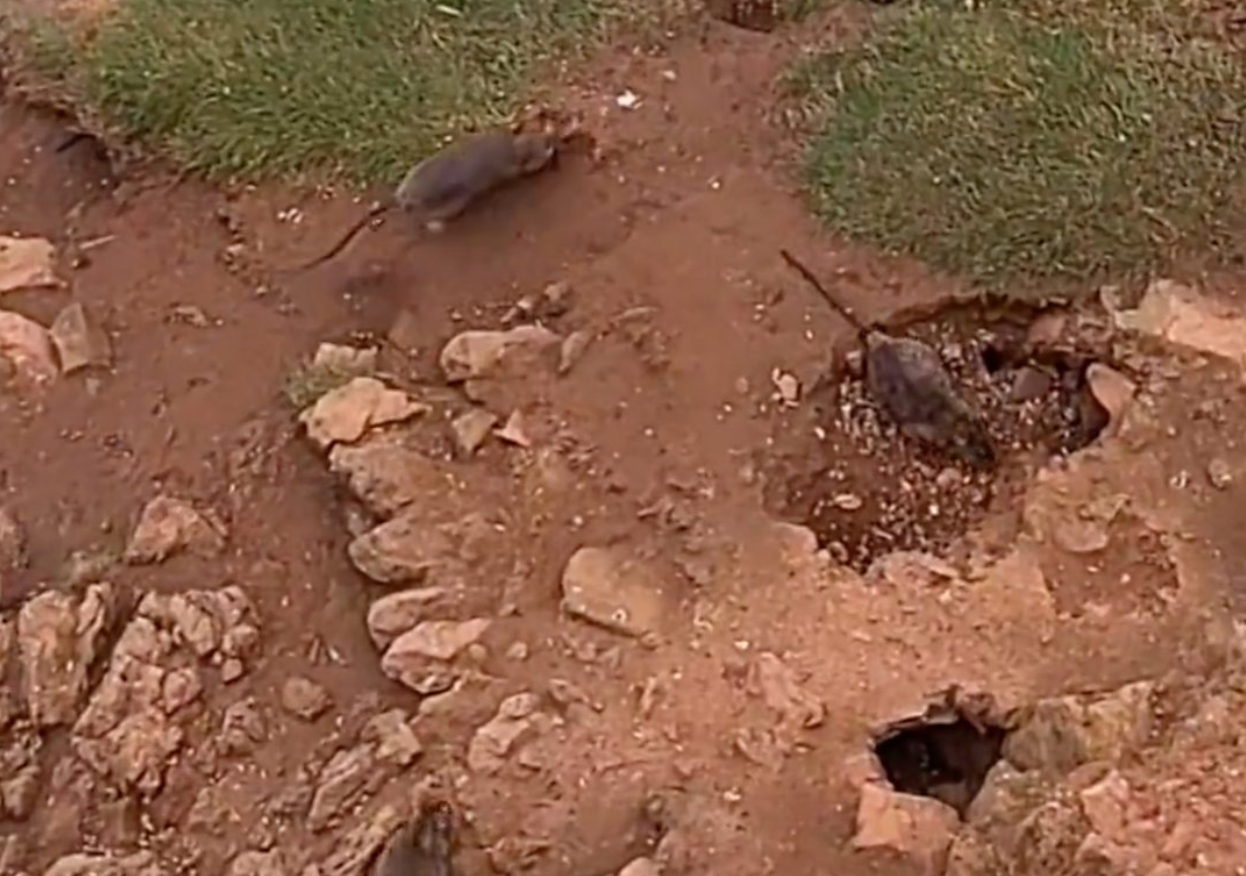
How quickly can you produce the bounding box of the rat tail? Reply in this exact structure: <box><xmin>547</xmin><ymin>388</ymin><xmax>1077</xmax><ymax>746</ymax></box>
<box><xmin>292</xmin><ymin>201</ymin><xmax>390</xmax><ymax>272</ymax></box>
<box><xmin>780</xmin><ymin>249</ymin><xmax>870</xmax><ymax>337</ymax></box>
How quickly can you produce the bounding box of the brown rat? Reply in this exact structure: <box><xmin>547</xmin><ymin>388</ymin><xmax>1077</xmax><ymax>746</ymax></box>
<box><xmin>780</xmin><ymin>249</ymin><xmax>995</xmax><ymax>469</ymax></box>
<box><xmin>294</xmin><ymin>129</ymin><xmax>559</xmax><ymax>271</ymax></box>
<box><xmin>367</xmin><ymin>800</ymin><xmax>457</xmax><ymax>876</ymax></box>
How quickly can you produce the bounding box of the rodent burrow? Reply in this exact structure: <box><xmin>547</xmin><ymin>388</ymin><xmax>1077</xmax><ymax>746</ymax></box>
<box><xmin>761</xmin><ymin>298</ymin><xmax>1115</xmax><ymax>573</ymax></box>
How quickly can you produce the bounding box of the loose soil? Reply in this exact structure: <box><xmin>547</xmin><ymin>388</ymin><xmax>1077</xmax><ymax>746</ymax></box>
<box><xmin>3</xmin><ymin>8</ymin><xmax>1246</xmax><ymax>876</ymax></box>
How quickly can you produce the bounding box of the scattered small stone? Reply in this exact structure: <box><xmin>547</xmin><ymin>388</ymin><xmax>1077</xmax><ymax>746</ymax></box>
<box><xmin>0</xmin><ymin>235</ymin><xmax>61</xmax><ymax>294</ymax></box>
<box><xmin>125</xmin><ymin>496</ymin><xmax>226</xmax><ymax>564</ymax></box>
<box><xmin>281</xmin><ymin>676</ymin><xmax>333</xmax><ymax>721</ymax></box>
<box><xmin>831</xmin><ymin>493</ymin><xmax>863</xmax><ymax>511</ymax></box>
<box><xmin>308</xmin><ymin>746</ymin><xmax>375</xmax><ymax>833</ymax></box>
<box><xmin>439</xmin><ymin>325</ymin><xmax>560</xmax><ymax>383</ymax></box>
<box><xmin>771</xmin><ymin>370</ymin><xmax>800</xmax><ymax>405</ymax></box>
<box><xmin>0</xmin><ymin>507</ymin><xmax>25</xmax><ymax>572</ymax></box>
<box><xmin>50</xmin><ymin>303</ymin><xmax>113</xmax><ymax>374</ymax></box>
<box><xmin>561</xmin><ymin>546</ymin><xmax>665</xmax><ymax>638</ymax></box>
<box><xmin>1207</xmin><ymin>458</ymin><xmax>1233</xmax><ymax>490</ymax></box>
<box><xmin>451</xmin><ymin>408</ymin><xmax>498</xmax><ymax>456</ymax></box>
<box><xmin>558</xmin><ymin>330</ymin><xmax>592</xmax><ymax>375</ymax></box>
<box><xmin>495</xmin><ymin>410</ymin><xmax>532</xmax><ymax>448</ymax></box>
<box><xmin>44</xmin><ymin>851</ymin><xmax>164</xmax><ymax>876</ymax></box>
<box><xmin>227</xmin><ymin>850</ymin><xmax>287</xmax><ymax>876</ymax></box>
<box><xmin>506</xmin><ymin>641</ymin><xmax>530</xmax><ymax>661</ymax></box>
<box><xmin>363</xmin><ymin>708</ymin><xmax>423</xmax><ymax>769</ymax></box>
<box><xmin>170</xmin><ymin>304</ymin><xmax>210</xmax><ymax>327</ymax></box>
<box><xmin>468</xmin><ymin>692</ymin><xmax>542</xmax><ymax>774</ymax></box>
<box><xmin>299</xmin><ymin>377</ymin><xmax>428</xmax><ymax>450</ymax></box>
<box><xmin>0</xmin><ymin>310</ymin><xmax>58</xmax><ymax>385</ymax></box>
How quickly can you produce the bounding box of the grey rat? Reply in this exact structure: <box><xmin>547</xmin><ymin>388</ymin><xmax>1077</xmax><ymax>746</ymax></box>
<box><xmin>295</xmin><ymin>129</ymin><xmax>559</xmax><ymax>271</ymax></box>
<box><xmin>780</xmin><ymin>249</ymin><xmax>995</xmax><ymax>469</ymax></box>
<box><xmin>368</xmin><ymin>800</ymin><xmax>457</xmax><ymax>876</ymax></box>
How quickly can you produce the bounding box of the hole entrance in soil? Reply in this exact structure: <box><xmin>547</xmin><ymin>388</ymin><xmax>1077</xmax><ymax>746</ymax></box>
<box><xmin>762</xmin><ymin>299</ymin><xmax>1115</xmax><ymax>572</ymax></box>
<box><xmin>874</xmin><ymin>712</ymin><xmax>1006</xmax><ymax>818</ymax></box>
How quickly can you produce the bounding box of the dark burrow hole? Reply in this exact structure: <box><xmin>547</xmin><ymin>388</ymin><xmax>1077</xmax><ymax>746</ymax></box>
<box><xmin>874</xmin><ymin>712</ymin><xmax>1006</xmax><ymax>818</ymax></box>
<box><xmin>761</xmin><ymin>299</ymin><xmax>1118</xmax><ymax>572</ymax></box>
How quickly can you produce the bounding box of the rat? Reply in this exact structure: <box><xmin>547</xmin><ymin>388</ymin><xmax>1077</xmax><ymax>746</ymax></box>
<box><xmin>294</xmin><ymin>129</ymin><xmax>560</xmax><ymax>271</ymax></box>
<box><xmin>779</xmin><ymin>249</ymin><xmax>996</xmax><ymax>469</ymax></box>
<box><xmin>367</xmin><ymin>800</ymin><xmax>457</xmax><ymax>876</ymax></box>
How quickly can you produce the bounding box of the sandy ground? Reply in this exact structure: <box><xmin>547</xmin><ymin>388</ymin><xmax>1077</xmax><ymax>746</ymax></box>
<box><xmin>3</xmin><ymin>8</ymin><xmax>1246</xmax><ymax>876</ymax></box>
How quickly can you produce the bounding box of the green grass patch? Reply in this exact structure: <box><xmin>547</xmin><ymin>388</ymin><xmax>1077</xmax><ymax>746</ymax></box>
<box><xmin>793</xmin><ymin>1</ymin><xmax>1246</xmax><ymax>287</ymax></box>
<box><xmin>55</xmin><ymin>0</ymin><xmax>626</xmax><ymax>183</ymax></box>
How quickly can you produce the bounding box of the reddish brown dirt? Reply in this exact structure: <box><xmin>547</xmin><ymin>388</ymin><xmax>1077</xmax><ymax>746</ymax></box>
<box><xmin>4</xmin><ymin>8</ymin><xmax>1246</xmax><ymax>876</ymax></box>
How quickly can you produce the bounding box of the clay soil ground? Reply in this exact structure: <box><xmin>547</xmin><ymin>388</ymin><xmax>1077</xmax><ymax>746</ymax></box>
<box><xmin>5</xmin><ymin>6</ymin><xmax>1246</xmax><ymax>876</ymax></box>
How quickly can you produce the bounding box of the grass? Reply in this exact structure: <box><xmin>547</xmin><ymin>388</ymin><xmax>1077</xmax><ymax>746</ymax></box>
<box><xmin>792</xmin><ymin>0</ymin><xmax>1246</xmax><ymax>287</ymax></box>
<box><xmin>21</xmin><ymin>0</ymin><xmax>626</xmax><ymax>183</ymax></box>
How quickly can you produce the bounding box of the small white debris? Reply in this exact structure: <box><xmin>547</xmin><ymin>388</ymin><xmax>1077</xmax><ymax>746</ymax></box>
<box><xmin>615</xmin><ymin>90</ymin><xmax>641</xmax><ymax>110</ymax></box>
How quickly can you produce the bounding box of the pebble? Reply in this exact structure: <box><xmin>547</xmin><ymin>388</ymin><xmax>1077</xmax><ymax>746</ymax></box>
<box><xmin>1207</xmin><ymin>458</ymin><xmax>1232</xmax><ymax>490</ymax></box>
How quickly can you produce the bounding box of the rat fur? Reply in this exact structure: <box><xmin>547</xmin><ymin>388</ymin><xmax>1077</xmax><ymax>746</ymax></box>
<box><xmin>295</xmin><ymin>129</ymin><xmax>559</xmax><ymax>271</ymax></box>
<box><xmin>780</xmin><ymin>249</ymin><xmax>995</xmax><ymax>468</ymax></box>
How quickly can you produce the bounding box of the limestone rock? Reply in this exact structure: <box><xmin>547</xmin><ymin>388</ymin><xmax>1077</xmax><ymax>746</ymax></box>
<box><xmin>1085</xmin><ymin>363</ymin><xmax>1135</xmax><ymax>437</ymax></box>
<box><xmin>44</xmin><ymin>851</ymin><xmax>164</xmax><ymax>876</ymax></box>
<box><xmin>227</xmin><ymin>850</ymin><xmax>288</xmax><ymax>876</ymax></box>
<box><xmin>300</xmin><ymin>377</ymin><xmax>427</xmax><ymax>450</ymax></box>
<box><xmin>1003</xmin><ymin>682</ymin><xmax>1155</xmax><ymax>774</ymax></box>
<box><xmin>851</xmin><ymin>784</ymin><xmax>960</xmax><ymax>876</ymax></box>
<box><xmin>468</xmin><ymin>692</ymin><xmax>541</xmax><ymax>774</ymax></box>
<box><xmin>312</xmin><ymin>342</ymin><xmax>377</xmax><ymax>376</ymax></box>
<box><xmin>321</xmin><ymin>804</ymin><xmax>404</xmax><ymax>876</ymax></box>
<box><xmin>380</xmin><ymin>619</ymin><xmax>491</xmax><ymax>691</ymax></box>
<box><xmin>51</xmin><ymin>302</ymin><xmax>112</xmax><ymax>373</ymax></box>
<box><xmin>308</xmin><ymin>746</ymin><xmax>374</xmax><ymax>832</ymax></box>
<box><xmin>125</xmin><ymin>496</ymin><xmax>226</xmax><ymax>564</ymax></box>
<box><xmin>281</xmin><ymin>676</ymin><xmax>332</xmax><ymax>721</ymax></box>
<box><xmin>366</xmin><ymin>587</ymin><xmax>451</xmax><ymax>650</ymax></box>
<box><xmin>362</xmin><ymin>708</ymin><xmax>423</xmax><ymax>769</ymax></box>
<box><xmin>439</xmin><ymin>325</ymin><xmax>560</xmax><ymax>383</ymax></box>
<box><xmin>0</xmin><ymin>235</ymin><xmax>61</xmax><ymax>294</ymax></box>
<box><xmin>328</xmin><ymin>440</ymin><xmax>449</xmax><ymax>519</ymax></box>
<box><xmin>0</xmin><ymin>310</ymin><xmax>57</xmax><ymax>385</ymax></box>
<box><xmin>348</xmin><ymin>512</ymin><xmax>492</xmax><ymax>587</ymax></box>
<box><xmin>451</xmin><ymin>408</ymin><xmax>498</xmax><ymax>456</ymax></box>
<box><xmin>561</xmin><ymin>546</ymin><xmax>665</xmax><ymax>638</ymax></box>
<box><xmin>18</xmin><ymin>584</ymin><xmax>116</xmax><ymax>727</ymax></box>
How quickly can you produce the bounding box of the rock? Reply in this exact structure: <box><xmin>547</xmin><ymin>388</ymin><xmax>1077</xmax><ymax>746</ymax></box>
<box><xmin>44</xmin><ymin>851</ymin><xmax>164</xmax><ymax>876</ymax></box>
<box><xmin>50</xmin><ymin>302</ymin><xmax>112</xmax><ymax>373</ymax></box>
<box><xmin>219</xmin><ymin>698</ymin><xmax>267</xmax><ymax>755</ymax></box>
<box><xmin>1085</xmin><ymin>364</ymin><xmax>1135</xmax><ymax>435</ymax></box>
<box><xmin>561</xmin><ymin>547</ymin><xmax>665</xmax><ymax>638</ymax></box>
<box><xmin>0</xmin><ymin>236</ymin><xmax>60</xmax><ymax>294</ymax></box>
<box><xmin>362</xmin><ymin>708</ymin><xmax>423</xmax><ymax>768</ymax></box>
<box><xmin>965</xmin><ymin>759</ymin><xmax>1051</xmax><ymax>827</ymax></box>
<box><xmin>1003</xmin><ymin>682</ymin><xmax>1154</xmax><ymax>774</ymax></box>
<box><xmin>18</xmin><ymin>584</ymin><xmax>115</xmax><ymax>727</ymax></box>
<box><xmin>380</xmin><ymin>619</ymin><xmax>491</xmax><ymax>690</ymax></box>
<box><xmin>227</xmin><ymin>850</ymin><xmax>288</xmax><ymax>876</ymax></box>
<box><xmin>1078</xmin><ymin>770</ymin><xmax>1130</xmax><ymax>840</ymax></box>
<box><xmin>439</xmin><ymin>325</ymin><xmax>560</xmax><ymax>383</ymax></box>
<box><xmin>772</xmin><ymin>370</ymin><xmax>800</xmax><ymax>404</ymax></box>
<box><xmin>312</xmin><ymin>342</ymin><xmax>377</xmax><ymax>376</ymax></box>
<box><xmin>747</xmin><ymin>652</ymin><xmax>825</xmax><ymax>746</ymax></box>
<box><xmin>0</xmin><ymin>507</ymin><xmax>25</xmax><ymax>572</ymax></box>
<box><xmin>1</xmin><ymin>764</ymin><xmax>39</xmax><ymax>820</ymax></box>
<box><xmin>281</xmin><ymin>676</ymin><xmax>332</xmax><ymax>721</ymax></box>
<box><xmin>617</xmin><ymin>858</ymin><xmax>660</xmax><ymax>876</ymax></box>
<box><xmin>1009</xmin><ymin>366</ymin><xmax>1053</xmax><ymax>402</ymax></box>
<box><xmin>451</xmin><ymin>408</ymin><xmax>498</xmax><ymax>456</ymax></box>
<box><xmin>0</xmin><ymin>310</ymin><xmax>58</xmax><ymax>385</ymax></box>
<box><xmin>329</xmin><ymin>440</ymin><xmax>450</xmax><ymax>519</ymax></box>
<box><xmin>468</xmin><ymin>692</ymin><xmax>541</xmax><ymax>774</ymax></box>
<box><xmin>388</xmin><ymin>309</ymin><xmax>420</xmax><ymax>353</ymax></box>
<box><xmin>308</xmin><ymin>746</ymin><xmax>375</xmax><ymax>832</ymax></box>
<box><xmin>558</xmin><ymin>330</ymin><xmax>592</xmax><ymax>375</ymax></box>
<box><xmin>321</xmin><ymin>804</ymin><xmax>404</xmax><ymax>876</ymax></box>
<box><xmin>1207</xmin><ymin>458</ymin><xmax>1233</xmax><ymax>489</ymax></box>
<box><xmin>496</xmin><ymin>410</ymin><xmax>532</xmax><ymax>448</ymax></box>
<box><xmin>125</xmin><ymin>496</ymin><xmax>226</xmax><ymax>563</ymax></box>
<box><xmin>366</xmin><ymin>587</ymin><xmax>450</xmax><ymax>649</ymax></box>
<box><xmin>851</xmin><ymin>784</ymin><xmax>960</xmax><ymax>876</ymax></box>
<box><xmin>161</xmin><ymin>667</ymin><xmax>203</xmax><ymax>714</ymax></box>
<box><xmin>1114</xmin><ymin>278</ymin><xmax>1246</xmax><ymax>370</ymax></box>
<box><xmin>300</xmin><ymin>377</ymin><xmax>428</xmax><ymax>450</ymax></box>
<box><xmin>348</xmin><ymin>513</ymin><xmax>456</xmax><ymax>585</ymax></box>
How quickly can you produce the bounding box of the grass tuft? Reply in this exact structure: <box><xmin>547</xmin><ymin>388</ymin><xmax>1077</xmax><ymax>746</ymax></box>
<box><xmin>69</xmin><ymin>0</ymin><xmax>623</xmax><ymax>183</ymax></box>
<box><xmin>794</xmin><ymin>1</ymin><xmax>1246</xmax><ymax>287</ymax></box>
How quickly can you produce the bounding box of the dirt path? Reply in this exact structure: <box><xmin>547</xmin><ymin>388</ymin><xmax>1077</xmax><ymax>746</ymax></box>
<box><xmin>3</xmin><ymin>11</ymin><xmax>1246</xmax><ymax>876</ymax></box>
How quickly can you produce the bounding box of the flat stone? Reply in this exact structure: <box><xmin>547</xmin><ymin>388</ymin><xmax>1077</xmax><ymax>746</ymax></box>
<box><xmin>299</xmin><ymin>377</ymin><xmax>427</xmax><ymax>450</ymax></box>
<box><xmin>561</xmin><ymin>546</ymin><xmax>665</xmax><ymax>638</ymax></box>
<box><xmin>0</xmin><ymin>310</ymin><xmax>57</xmax><ymax>386</ymax></box>
<box><xmin>851</xmin><ymin>784</ymin><xmax>960</xmax><ymax>876</ymax></box>
<box><xmin>125</xmin><ymin>496</ymin><xmax>225</xmax><ymax>564</ymax></box>
<box><xmin>439</xmin><ymin>325</ymin><xmax>560</xmax><ymax>383</ymax></box>
<box><xmin>366</xmin><ymin>587</ymin><xmax>451</xmax><ymax>650</ymax></box>
<box><xmin>50</xmin><ymin>302</ymin><xmax>112</xmax><ymax>373</ymax></box>
<box><xmin>0</xmin><ymin>235</ymin><xmax>61</xmax><ymax>294</ymax></box>
<box><xmin>451</xmin><ymin>408</ymin><xmax>498</xmax><ymax>456</ymax></box>
<box><xmin>281</xmin><ymin>676</ymin><xmax>332</xmax><ymax>722</ymax></box>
